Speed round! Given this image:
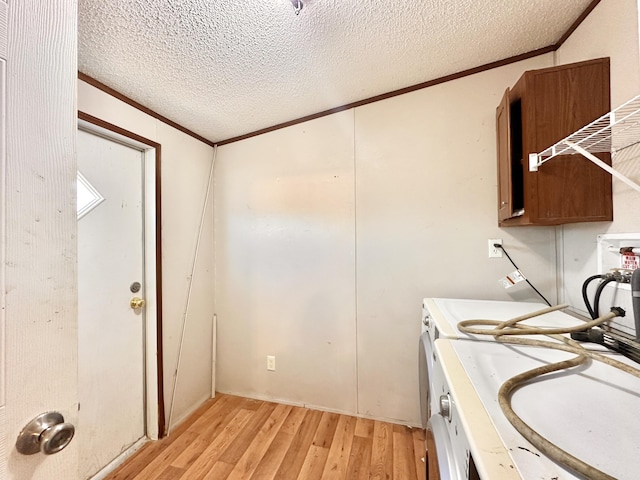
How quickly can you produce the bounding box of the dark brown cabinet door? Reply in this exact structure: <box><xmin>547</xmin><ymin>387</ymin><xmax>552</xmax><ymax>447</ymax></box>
<box><xmin>496</xmin><ymin>58</ymin><xmax>612</xmax><ymax>226</ymax></box>
<box><xmin>496</xmin><ymin>88</ymin><xmax>512</xmax><ymax>222</ymax></box>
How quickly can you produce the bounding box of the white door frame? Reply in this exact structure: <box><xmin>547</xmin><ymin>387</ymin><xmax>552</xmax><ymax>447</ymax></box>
<box><xmin>78</xmin><ymin>114</ymin><xmax>162</xmax><ymax>441</ymax></box>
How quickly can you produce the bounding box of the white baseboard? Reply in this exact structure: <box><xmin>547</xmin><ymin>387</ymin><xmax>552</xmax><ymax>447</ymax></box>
<box><xmin>89</xmin><ymin>437</ymin><xmax>147</xmax><ymax>480</ymax></box>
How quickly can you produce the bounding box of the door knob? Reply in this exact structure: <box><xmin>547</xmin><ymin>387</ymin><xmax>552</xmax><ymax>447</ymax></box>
<box><xmin>130</xmin><ymin>297</ymin><xmax>146</xmax><ymax>309</ymax></box>
<box><xmin>16</xmin><ymin>412</ymin><xmax>75</xmax><ymax>455</ymax></box>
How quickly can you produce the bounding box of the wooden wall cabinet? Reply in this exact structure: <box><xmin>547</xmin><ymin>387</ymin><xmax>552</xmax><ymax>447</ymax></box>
<box><xmin>496</xmin><ymin>58</ymin><xmax>612</xmax><ymax>226</ymax></box>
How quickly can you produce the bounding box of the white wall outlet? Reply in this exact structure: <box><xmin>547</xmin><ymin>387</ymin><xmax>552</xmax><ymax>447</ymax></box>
<box><xmin>488</xmin><ymin>239</ymin><xmax>503</xmax><ymax>258</ymax></box>
<box><xmin>267</xmin><ymin>355</ymin><xmax>276</xmax><ymax>371</ymax></box>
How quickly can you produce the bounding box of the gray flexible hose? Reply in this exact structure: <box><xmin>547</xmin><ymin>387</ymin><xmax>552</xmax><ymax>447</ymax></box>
<box><xmin>456</xmin><ymin>306</ymin><xmax>640</xmax><ymax>479</ymax></box>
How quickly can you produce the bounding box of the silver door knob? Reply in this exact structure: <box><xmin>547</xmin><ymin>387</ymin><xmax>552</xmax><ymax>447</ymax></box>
<box><xmin>16</xmin><ymin>412</ymin><xmax>75</xmax><ymax>455</ymax></box>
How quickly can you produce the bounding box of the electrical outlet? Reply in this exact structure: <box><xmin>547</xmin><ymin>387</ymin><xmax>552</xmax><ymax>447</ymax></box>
<box><xmin>267</xmin><ymin>355</ymin><xmax>276</xmax><ymax>371</ymax></box>
<box><xmin>488</xmin><ymin>239</ymin><xmax>503</xmax><ymax>258</ymax></box>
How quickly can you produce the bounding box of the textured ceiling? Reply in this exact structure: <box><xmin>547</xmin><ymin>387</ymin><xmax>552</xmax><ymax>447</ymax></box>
<box><xmin>78</xmin><ymin>0</ymin><xmax>595</xmax><ymax>143</ymax></box>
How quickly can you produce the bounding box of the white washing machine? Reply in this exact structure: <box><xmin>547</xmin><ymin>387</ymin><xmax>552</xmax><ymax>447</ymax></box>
<box><xmin>418</xmin><ymin>297</ymin><xmax>620</xmax><ymax>478</ymax></box>
<box><xmin>420</xmin><ymin>298</ymin><xmax>582</xmax><ymax>428</ymax></box>
<box><xmin>428</xmin><ymin>337</ymin><xmax>640</xmax><ymax>479</ymax></box>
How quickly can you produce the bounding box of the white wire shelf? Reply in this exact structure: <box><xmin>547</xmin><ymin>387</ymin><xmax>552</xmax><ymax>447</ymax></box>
<box><xmin>529</xmin><ymin>94</ymin><xmax>640</xmax><ymax>193</ymax></box>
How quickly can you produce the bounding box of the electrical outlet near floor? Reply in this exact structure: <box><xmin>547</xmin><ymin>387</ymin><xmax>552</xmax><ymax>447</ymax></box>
<box><xmin>267</xmin><ymin>355</ymin><xmax>276</xmax><ymax>371</ymax></box>
<box><xmin>488</xmin><ymin>239</ymin><xmax>503</xmax><ymax>258</ymax></box>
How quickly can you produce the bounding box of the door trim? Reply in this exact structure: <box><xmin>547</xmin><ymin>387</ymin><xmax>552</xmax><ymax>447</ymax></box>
<box><xmin>77</xmin><ymin>111</ymin><xmax>166</xmax><ymax>438</ymax></box>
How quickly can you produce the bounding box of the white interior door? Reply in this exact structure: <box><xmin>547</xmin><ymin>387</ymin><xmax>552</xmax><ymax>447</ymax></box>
<box><xmin>2</xmin><ymin>2</ymin><xmax>79</xmax><ymax>479</ymax></box>
<box><xmin>77</xmin><ymin>129</ymin><xmax>146</xmax><ymax>479</ymax></box>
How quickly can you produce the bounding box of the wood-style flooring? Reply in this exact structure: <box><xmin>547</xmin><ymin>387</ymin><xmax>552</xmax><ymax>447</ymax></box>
<box><xmin>105</xmin><ymin>393</ymin><xmax>426</xmax><ymax>480</ymax></box>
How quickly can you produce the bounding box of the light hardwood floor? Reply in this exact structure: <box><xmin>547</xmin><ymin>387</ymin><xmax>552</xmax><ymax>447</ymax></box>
<box><xmin>105</xmin><ymin>393</ymin><xmax>426</xmax><ymax>480</ymax></box>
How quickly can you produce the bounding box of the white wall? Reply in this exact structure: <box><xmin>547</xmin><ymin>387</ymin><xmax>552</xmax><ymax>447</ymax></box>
<box><xmin>555</xmin><ymin>0</ymin><xmax>640</xmax><ymax>317</ymax></box>
<box><xmin>215</xmin><ymin>0</ymin><xmax>640</xmax><ymax>428</ymax></box>
<box><xmin>214</xmin><ymin>54</ymin><xmax>559</xmax><ymax>425</ymax></box>
<box><xmin>215</xmin><ymin>112</ymin><xmax>358</xmax><ymax>414</ymax></box>
<box><xmin>353</xmin><ymin>56</ymin><xmax>556</xmax><ymax>423</ymax></box>
<box><xmin>77</xmin><ymin>81</ymin><xmax>216</xmax><ymax>431</ymax></box>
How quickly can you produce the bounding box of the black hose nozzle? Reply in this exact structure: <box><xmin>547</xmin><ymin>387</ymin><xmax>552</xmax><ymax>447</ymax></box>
<box><xmin>610</xmin><ymin>306</ymin><xmax>625</xmax><ymax>317</ymax></box>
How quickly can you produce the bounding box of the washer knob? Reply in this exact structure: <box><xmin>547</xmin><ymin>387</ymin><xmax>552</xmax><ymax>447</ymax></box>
<box><xmin>439</xmin><ymin>394</ymin><xmax>452</xmax><ymax>422</ymax></box>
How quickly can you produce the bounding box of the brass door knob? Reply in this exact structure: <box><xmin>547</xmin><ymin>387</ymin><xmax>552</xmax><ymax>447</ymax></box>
<box><xmin>130</xmin><ymin>297</ymin><xmax>146</xmax><ymax>309</ymax></box>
